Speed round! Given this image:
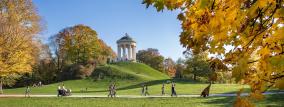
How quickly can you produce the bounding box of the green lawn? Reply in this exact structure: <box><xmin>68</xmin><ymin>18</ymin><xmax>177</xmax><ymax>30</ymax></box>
<box><xmin>1</xmin><ymin>62</ymin><xmax>283</xmax><ymax>107</ymax></box>
<box><xmin>0</xmin><ymin>94</ymin><xmax>283</xmax><ymax>107</ymax></box>
<box><xmin>3</xmin><ymin>79</ymin><xmax>250</xmax><ymax>95</ymax></box>
<box><xmin>3</xmin><ymin>62</ymin><xmax>251</xmax><ymax>95</ymax></box>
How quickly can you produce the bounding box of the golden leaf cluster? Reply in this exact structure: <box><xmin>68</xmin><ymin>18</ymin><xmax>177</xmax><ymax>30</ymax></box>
<box><xmin>143</xmin><ymin>0</ymin><xmax>284</xmax><ymax>106</ymax></box>
<box><xmin>0</xmin><ymin>0</ymin><xmax>41</xmax><ymax>76</ymax></box>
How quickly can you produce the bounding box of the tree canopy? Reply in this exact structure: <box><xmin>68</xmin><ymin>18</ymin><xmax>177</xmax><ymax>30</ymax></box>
<box><xmin>184</xmin><ymin>53</ymin><xmax>212</xmax><ymax>80</ymax></box>
<box><xmin>0</xmin><ymin>0</ymin><xmax>41</xmax><ymax>76</ymax></box>
<box><xmin>137</xmin><ymin>48</ymin><xmax>165</xmax><ymax>72</ymax></box>
<box><xmin>49</xmin><ymin>25</ymin><xmax>115</xmax><ymax>80</ymax></box>
<box><xmin>50</xmin><ymin>24</ymin><xmax>115</xmax><ymax>65</ymax></box>
<box><xmin>0</xmin><ymin>0</ymin><xmax>42</xmax><ymax>93</ymax></box>
<box><xmin>164</xmin><ymin>57</ymin><xmax>176</xmax><ymax>77</ymax></box>
<box><xmin>143</xmin><ymin>0</ymin><xmax>284</xmax><ymax>106</ymax></box>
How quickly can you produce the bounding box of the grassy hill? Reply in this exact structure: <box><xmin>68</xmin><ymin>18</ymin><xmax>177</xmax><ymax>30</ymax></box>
<box><xmin>4</xmin><ymin>62</ymin><xmax>251</xmax><ymax>95</ymax></box>
<box><xmin>92</xmin><ymin>62</ymin><xmax>170</xmax><ymax>81</ymax></box>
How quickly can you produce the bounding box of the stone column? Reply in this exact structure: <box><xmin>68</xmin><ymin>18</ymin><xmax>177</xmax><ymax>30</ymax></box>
<box><xmin>127</xmin><ymin>45</ymin><xmax>132</xmax><ymax>60</ymax></box>
<box><xmin>132</xmin><ymin>45</ymin><xmax>136</xmax><ymax>61</ymax></box>
<box><xmin>117</xmin><ymin>45</ymin><xmax>121</xmax><ymax>60</ymax></box>
<box><xmin>122</xmin><ymin>45</ymin><xmax>126</xmax><ymax>60</ymax></box>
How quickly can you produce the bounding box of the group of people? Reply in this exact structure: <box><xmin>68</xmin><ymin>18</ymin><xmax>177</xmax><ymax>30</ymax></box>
<box><xmin>141</xmin><ymin>81</ymin><xmax>177</xmax><ymax>97</ymax></box>
<box><xmin>108</xmin><ymin>82</ymin><xmax>117</xmax><ymax>97</ymax></box>
<box><xmin>24</xmin><ymin>81</ymin><xmax>178</xmax><ymax>98</ymax></box>
<box><xmin>141</xmin><ymin>84</ymin><xmax>149</xmax><ymax>96</ymax></box>
<box><xmin>32</xmin><ymin>81</ymin><xmax>43</xmax><ymax>87</ymax></box>
<box><xmin>57</xmin><ymin>83</ymin><xmax>71</xmax><ymax>97</ymax></box>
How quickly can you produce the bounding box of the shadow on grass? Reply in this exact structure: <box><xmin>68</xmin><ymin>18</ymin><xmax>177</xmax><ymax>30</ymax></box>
<box><xmin>202</xmin><ymin>92</ymin><xmax>284</xmax><ymax>107</ymax></box>
<box><xmin>73</xmin><ymin>79</ymin><xmax>171</xmax><ymax>93</ymax></box>
<box><xmin>255</xmin><ymin>94</ymin><xmax>284</xmax><ymax>107</ymax></box>
<box><xmin>202</xmin><ymin>96</ymin><xmax>236</xmax><ymax>106</ymax></box>
<box><xmin>116</xmin><ymin>79</ymin><xmax>200</xmax><ymax>90</ymax></box>
<box><xmin>72</xmin><ymin>78</ymin><xmax>251</xmax><ymax>94</ymax></box>
<box><xmin>198</xmin><ymin>90</ymin><xmax>237</xmax><ymax>106</ymax></box>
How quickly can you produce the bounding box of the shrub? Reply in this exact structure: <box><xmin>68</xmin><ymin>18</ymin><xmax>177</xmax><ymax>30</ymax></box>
<box><xmin>59</xmin><ymin>63</ymin><xmax>95</xmax><ymax>80</ymax></box>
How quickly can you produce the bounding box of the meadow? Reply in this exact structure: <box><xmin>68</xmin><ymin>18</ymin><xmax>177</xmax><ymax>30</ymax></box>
<box><xmin>2</xmin><ymin>62</ymin><xmax>283</xmax><ymax>107</ymax></box>
<box><xmin>4</xmin><ymin>79</ymin><xmax>252</xmax><ymax>95</ymax></box>
<box><xmin>4</xmin><ymin>62</ymin><xmax>252</xmax><ymax>95</ymax></box>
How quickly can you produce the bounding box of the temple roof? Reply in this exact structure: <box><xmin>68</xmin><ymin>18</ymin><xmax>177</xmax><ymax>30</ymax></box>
<box><xmin>117</xmin><ymin>33</ymin><xmax>136</xmax><ymax>43</ymax></box>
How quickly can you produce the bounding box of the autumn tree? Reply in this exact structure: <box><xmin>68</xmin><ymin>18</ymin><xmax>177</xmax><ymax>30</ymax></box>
<box><xmin>51</xmin><ymin>25</ymin><xmax>101</xmax><ymax>64</ymax></box>
<box><xmin>31</xmin><ymin>44</ymin><xmax>57</xmax><ymax>84</ymax></box>
<box><xmin>175</xmin><ymin>58</ymin><xmax>186</xmax><ymax>78</ymax></box>
<box><xmin>50</xmin><ymin>25</ymin><xmax>115</xmax><ymax>65</ymax></box>
<box><xmin>143</xmin><ymin>0</ymin><xmax>284</xmax><ymax>106</ymax></box>
<box><xmin>50</xmin><ymin>25</ymin><xmax>115</xmax><ymax>79</ymax></box>
<box><xmin>137</xmin><ymin>48</ymin><xmax>165</xmax><ymax>72</ymax></box>
<box><xmin>164</xmin><ymin>58</ymin><xmax>176</xmax><ymax>77</ymax></box>
<box><xmin>97</xmin><ymin>39</ymin><xmax>117</xmax><ymax>65</ymax></box>
<box><xmin>0</xmin><ymin>0</ymin><xmax>42</xmax><ymax>93</ymax></box>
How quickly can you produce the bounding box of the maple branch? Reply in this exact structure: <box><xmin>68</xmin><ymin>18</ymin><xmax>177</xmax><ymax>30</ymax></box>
<box><xmin>271</xmin><ymin>71</ymin><xmax>284</xmax><ymax>80</ymax></box>
<box><xmin>243</xmin><ymin>1</ymin><xmax>280</xmax><ymax>51</ymax></box>
<box><xmin>262</xmin><ymin>79</ymin><xmax>275</xmax><ymax>84</ymax></box>
<box><xmin>247</xmin><ymin>60</ymin><xmax>258</xmax><ymax>64</ymax></box>
<box><xmin>262</xmin><ymin>3</ymin><xmax>279</xmax><ymax>26</ymax></box>
<box><xmin>243</xmin><ymin>7</ymin><xmax>264</xmax><ymax>50</ymax></box>
<box><xmin>211</xmin><ymin>0</ymin><xmax>215</xmax><ymax>11</ymax></box>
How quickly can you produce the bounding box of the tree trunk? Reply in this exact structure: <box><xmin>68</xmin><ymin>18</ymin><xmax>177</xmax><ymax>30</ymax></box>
<box><xmin>193</xmin><ymin>74</ymin><xmax>196</xmax><ymax>80</ymax></box>
<box><xmin>0</xmin><ymin>80</ymin><xmax>3</xmax><ymax>94</ymax></box>
<box><xmin>56</xmin><ymin>50</ymin><xmax>61</xmax><ymax>72</ymax></box>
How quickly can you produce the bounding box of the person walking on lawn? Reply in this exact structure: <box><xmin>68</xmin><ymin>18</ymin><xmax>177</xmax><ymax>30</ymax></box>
<box><xmin>25</xmin><ymin>86</ymin><xmax>30</xmax><ymax>97</ymax></box>
<box><xmin>171</xmin><ymin>81</ymin><xmax>177</xmax><ymax>97</ymax></box>
<box><xmin>161</xmin><ymin>83</ymin><xmax>165</xmax><ymax>96</ymax></box>
<box><xmin>144</xmin><ymin>85</ymin><xmax>149</xmax><ymax>96</ymax></box>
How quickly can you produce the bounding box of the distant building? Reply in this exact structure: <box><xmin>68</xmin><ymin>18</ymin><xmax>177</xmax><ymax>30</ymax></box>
<box><xmin>116</xmin><ymin>33</ymin><xmax>136</xmax><ymax>62</ymax></box>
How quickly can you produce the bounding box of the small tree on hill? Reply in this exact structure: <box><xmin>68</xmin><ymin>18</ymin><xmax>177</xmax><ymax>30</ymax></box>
<box><xmin>137</xmin><ymin>48</ymin><xmax>165</xmax><ymax>72</ymax></box>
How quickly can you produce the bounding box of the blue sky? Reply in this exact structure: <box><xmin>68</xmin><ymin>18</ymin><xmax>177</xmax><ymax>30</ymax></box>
<box><xmin>34</xmin><ymin>0</ymin><xmax>185</xmax><ymax>60</ymax></box>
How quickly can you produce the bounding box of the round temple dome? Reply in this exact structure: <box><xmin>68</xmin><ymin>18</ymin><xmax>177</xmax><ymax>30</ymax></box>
<box><xmin>116</xmin><ymin>33</ymin><xmax>136</xmax><ymax>62</ymax></box>
<box><xmin>117</xmin><ymin>33</ymin><xmax>136</xmax><ymax>43</ymax></box>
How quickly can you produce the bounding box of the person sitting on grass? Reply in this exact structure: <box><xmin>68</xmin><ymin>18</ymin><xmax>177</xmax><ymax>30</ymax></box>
<box><xmin>57</xmin><ymin>84</ymin><xmax>62</xmax><ymax>97</ymax></box>
<box><xmin>32</xmin><ymin>83</ymin><xmax>37</xmax><ymax>87</ymax></box>
<box><xmin>25</xmin><ymin>86</ymin><xmax>30</xmax><ymax>98</ymax></box>
<box><xmin>57</xmin><ymin>83</ymin><xmax>68</xmax><ymax>97</ymax></box>
<box><xmin>38</xmin><ymin>81</ymin><xmax>42</xmax><ymax>87</ymax></box>
<box><xmin>62</xmin><ymin>84</ymin><xmax>67</xmax><ymax>95</ymax></box>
